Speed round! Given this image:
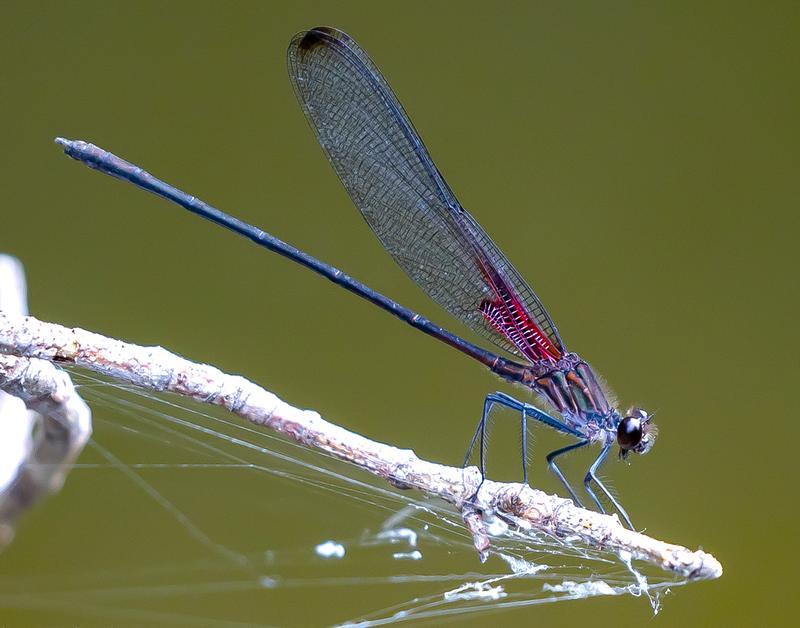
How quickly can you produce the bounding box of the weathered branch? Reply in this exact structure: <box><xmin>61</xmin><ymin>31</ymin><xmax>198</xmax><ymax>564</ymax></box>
<box><xmin>0</xmin><ymin>256</ymin><xmax>91</xmax><ymax>546</ymax></box>
<box><xmin>0</xmin><ymin>311</ymin><xmax>722</xmax><ymax>580</ymax></box>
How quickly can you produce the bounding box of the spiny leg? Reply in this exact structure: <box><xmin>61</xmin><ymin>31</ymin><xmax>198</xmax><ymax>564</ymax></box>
<box><xmin>463</xmin><ymin>394</ymin><xmax>499</xmax><ymax>480</ymax></box>
<box><xmin>584</xmin><ymin>443</ymin><xmax>635</xmax><ymax>530</ymax></box>
<box><xmin>583</xmin><ymin>444</ymin><xmax>609</xmax><ymax>513</ymax></box>
<box><xmin>520</xmin><ymin>405</ymin><xmax>528</xmax><ymax>484</ymax></box>
<box><xmin>464</xmin><ymin>392</ymin><xmax>584</xmax><ymax>488</ymax></box>
<box><xmin>463</xmin><ymin>392</ymin><xmax>526</xmax><ymax>485</ymax></box>
<box><xmin>546</xmin><ymin>440</ymin><xmax>591</xmax><ymax>507</ymax></box>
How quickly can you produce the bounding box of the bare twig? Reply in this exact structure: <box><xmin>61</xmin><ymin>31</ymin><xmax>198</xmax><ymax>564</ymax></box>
<box><xmin>0</xmin><ymin>256</ymin><xmax>91</xmax><ymax>546</ymax></box>
<box><xmin>0</xmin><ymin>311</ymin><xmax>721</xmax><ymax>580</ymax></box>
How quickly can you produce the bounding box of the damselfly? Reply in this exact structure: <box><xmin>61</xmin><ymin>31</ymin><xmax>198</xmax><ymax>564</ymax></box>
<box><xmin>57</xmin><ymin>26</ymin><xmax>657</xmax><ymax>529</ymax></box>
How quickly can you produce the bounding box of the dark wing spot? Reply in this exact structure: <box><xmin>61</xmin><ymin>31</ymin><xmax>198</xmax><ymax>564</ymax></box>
<box><xmin>296</xmin><ymin>26</ymin><xmax>347</xmax><ymax>52</ymax></box>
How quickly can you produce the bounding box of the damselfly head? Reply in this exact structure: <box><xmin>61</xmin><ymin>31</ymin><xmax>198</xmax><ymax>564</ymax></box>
<box><xmin>617</xmin><ymin>407</ymin><xmax>657</xmax><ymax>459</ymax></box>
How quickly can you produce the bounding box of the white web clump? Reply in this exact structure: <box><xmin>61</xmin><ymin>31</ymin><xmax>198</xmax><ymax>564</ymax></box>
<box><xmin>0</xmin><ymin>368</ymin><xmax>684</xmax><ymax>625</ymax></box>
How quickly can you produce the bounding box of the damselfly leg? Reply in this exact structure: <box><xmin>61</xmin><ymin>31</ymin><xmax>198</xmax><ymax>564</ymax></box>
<box><xmin>464</xmin><ymin>392</ymin><xmax>584</xmax><ymax>489</ymax></box>
<box><xmin>546</xmin><ymin>440</ymin><xmax>591</xmax><ymax>507</ymax></box>
<box><xmin>584</xmin><ymin>445</ymin><xmax>635</xmax><ymax>529</ymax></box>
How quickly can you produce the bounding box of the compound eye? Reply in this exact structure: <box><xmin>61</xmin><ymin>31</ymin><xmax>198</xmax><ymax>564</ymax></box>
<box><xmin>617</xmin><ymin>417</ymin><xmax>643</xmax><ymax>450</ymax></box>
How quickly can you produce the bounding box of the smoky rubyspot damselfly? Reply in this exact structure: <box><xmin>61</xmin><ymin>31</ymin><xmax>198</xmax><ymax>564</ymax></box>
<box><xmin>57</xmin><ymin>26</ymin><xmax>657</xmax><ymax>529</ymax></box>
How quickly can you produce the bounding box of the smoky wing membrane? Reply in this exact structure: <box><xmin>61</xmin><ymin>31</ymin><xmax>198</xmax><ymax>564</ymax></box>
<box><xmin>287</xmin><ymin>27</ymin><xmax>564</xmax><ymax>360</ymax></box>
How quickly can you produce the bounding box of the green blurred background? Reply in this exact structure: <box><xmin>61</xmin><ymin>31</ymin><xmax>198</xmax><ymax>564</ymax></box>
<box><xmin>1</xmin><ymin>1</ymin><xmax>797</xmax><ymax>626</ymax></box>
